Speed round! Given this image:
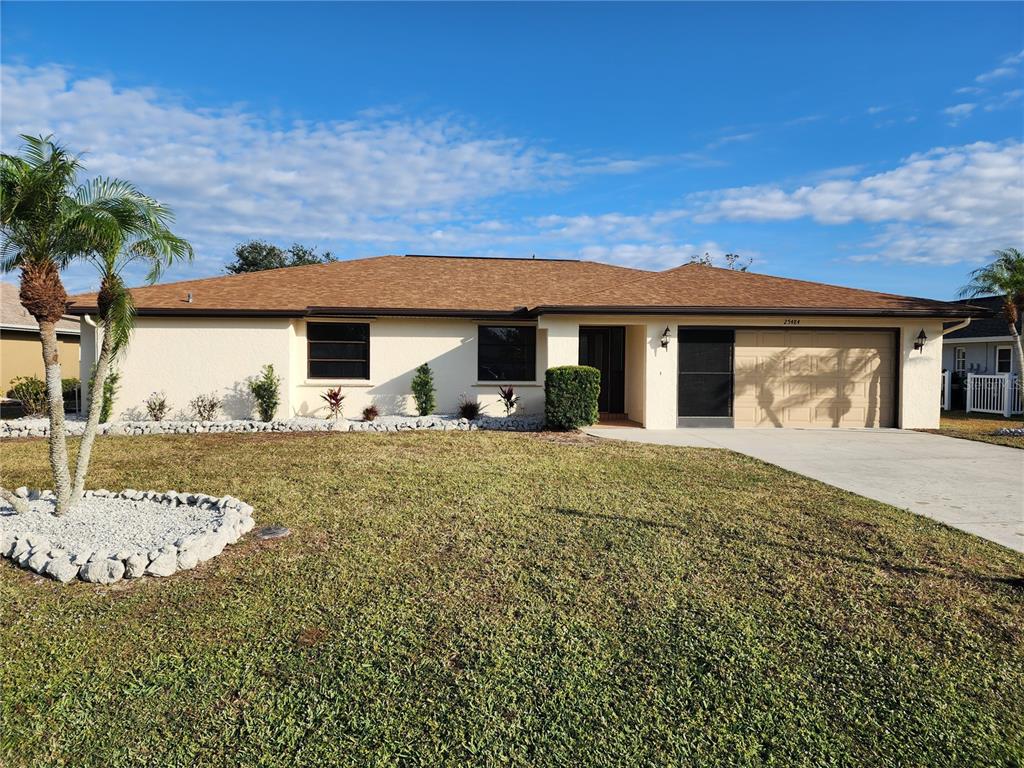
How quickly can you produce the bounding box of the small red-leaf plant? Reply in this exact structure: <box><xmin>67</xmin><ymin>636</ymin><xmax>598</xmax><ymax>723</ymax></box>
<box><xmin>497</xmin><ymin>385</ymin><xmax>519</xmax><ymax>417</ymax></box>
<box><xmin>320</xmin><ymin>387</ymin><xmax>345</xmax><ymax>419</ymax></box>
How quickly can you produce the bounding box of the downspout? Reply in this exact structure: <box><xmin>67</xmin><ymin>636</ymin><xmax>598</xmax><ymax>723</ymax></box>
<box><xmin>81</xmin><ymin>314</ymin><xmax>100</xmax><ymax>416</ymax></box>
<box><xmin>941</xmin><ymin>317</ymin><xmax>972</xmax><ymax>336</ymax></box>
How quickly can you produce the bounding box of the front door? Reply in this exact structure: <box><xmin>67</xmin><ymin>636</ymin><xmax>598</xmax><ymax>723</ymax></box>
<box><xmin>579</xmin><ymin>326</ymin><xmax>625</xmax><ymax>413</ymax></box>
<box><xmin>678</xmin><ymin>328</ymin><xmax>735</xmax><ymax>427</ymax></box>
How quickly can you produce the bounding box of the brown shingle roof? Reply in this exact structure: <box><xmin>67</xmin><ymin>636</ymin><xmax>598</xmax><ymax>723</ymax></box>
<box><xmin>548</xmin><ymin>263</ymin><xmax>976</xmax><ymax>316</ymax></box>
<box><xmin>2</xmin><ymin>282</ymin><xmax>80</xmax><ymax>334</ymax></box>
<box><xmin>66</xmin><ymin>255</ymin><xmax>646</xmax><ymax>316</ymax></box>
<box><xmin>65</xmin><ymin>255</ymin><xmax>979</xmax><ymax>318</ymax></box>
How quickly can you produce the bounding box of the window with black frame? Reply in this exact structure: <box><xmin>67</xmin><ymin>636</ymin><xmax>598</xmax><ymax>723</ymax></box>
<box><xmin>307</xmin><ymin>322</ymin><xmax>370</xmax><ymax>379</ymax></box>
<box><xmin>477</xmin><ymin>325</ymin><xmax>536</xmax><ymax>381</ymax></box>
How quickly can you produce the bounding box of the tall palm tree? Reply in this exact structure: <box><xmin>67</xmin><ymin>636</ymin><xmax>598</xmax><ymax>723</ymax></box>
<box><xmin>0</xmin><ymin>135</ymin><xmax>190</xmax><ymax>513</ymax></box>
<box><xmin>959</xmin><ymin>247</ymin><xmax>1024</xmax><ymax>399</ymax></box>
<box><xmin>71</xmin><ymin>179</ymin><xmax>192</xmax><ymax>503</ymax></box>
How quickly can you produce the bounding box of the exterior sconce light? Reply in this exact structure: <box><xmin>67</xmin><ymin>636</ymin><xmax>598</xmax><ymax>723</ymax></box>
<box><xmin>913</xmin><ymin>329</ymin><xmax>927</xmax><ymax>353</ymax></box>
<box><xmin>661</xmin><ymin>327</ymin><xmax>671</xmax><ymax>349</ymax></box>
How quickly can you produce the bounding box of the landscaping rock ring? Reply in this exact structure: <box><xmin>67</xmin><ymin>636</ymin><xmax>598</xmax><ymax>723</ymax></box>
<box><xmin>0</xmin><ymin>489</ymin><xmax>256</xmax><ymax>585</ymax></box>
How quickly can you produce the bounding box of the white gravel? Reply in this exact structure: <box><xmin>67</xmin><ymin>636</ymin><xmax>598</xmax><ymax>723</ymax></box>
<box><xmin>0</xmin><ymin>413</ymin><xmax>544</xmax><ymax>439</ymax></box>
<box><xmin>0</xmin><ymin>497</ymin><xmax>220</xmax><ymax>553</ymax></box>
<box><xmin>0</xmin><ymin>489</ymin><xmax>256</xmax><ymax>584</ymax></box>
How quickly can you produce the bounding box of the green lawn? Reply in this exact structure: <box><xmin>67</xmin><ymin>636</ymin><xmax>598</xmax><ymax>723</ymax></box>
<box><xmin>923</xmin><ymin>410</ymin><xmax>1024</xmax><ymax>449</ymax></box>
<box><xmin>2</xmin><ymin>431</ymin><xmax>1022</xmax><ymax>767</ymax></box>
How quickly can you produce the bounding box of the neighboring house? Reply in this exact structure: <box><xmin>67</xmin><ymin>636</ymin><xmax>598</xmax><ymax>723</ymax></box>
<box><xmin>941</xmin><ymin>295</ymin><xmax>1021</xmax><ymax>377</ymax></box>
<box><xmin>66</xmin><ymin>255</ymin><xmax>981</xmax><ymax>429</ymax></box>
<box><xmin>1</xmin><ymin>281</ymin><xmax>80</xmax><ymax>397</ymax></box>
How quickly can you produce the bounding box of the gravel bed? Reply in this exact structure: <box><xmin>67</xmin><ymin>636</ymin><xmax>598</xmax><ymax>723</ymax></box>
<box><xmin>0</xmin><ymin>413</ymin><xmax>544</xmax><ymax>439</ymax></box>
<box><xmin>1</xmin><ymin>488</ymin><xmax>255</xmax><ymax>585</ymax></box>
<box><xmin>993</xmin><ymin>427</ymin><xmax>1024</xmax><ymax>436</ymax></box>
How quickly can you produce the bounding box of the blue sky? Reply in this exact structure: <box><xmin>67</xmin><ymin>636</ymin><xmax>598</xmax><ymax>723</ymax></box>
<box><xmin>2</xmin><ymin>1</ymin><xmax>1022</xmax><ymax>298</ymax></box>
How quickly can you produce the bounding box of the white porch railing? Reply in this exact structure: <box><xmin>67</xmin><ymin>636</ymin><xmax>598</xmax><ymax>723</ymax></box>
<box><xmin>966</xmin><ymin>373</ymin><xmax>1023</xmax><ymax>416</ymax></box>
<box><xmin>940</xmin><ymin>370</ymin><xmax>951</xmax><ymax>411</ymax></box>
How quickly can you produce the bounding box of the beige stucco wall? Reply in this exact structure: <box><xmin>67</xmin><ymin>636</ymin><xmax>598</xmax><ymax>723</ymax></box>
<box><xmin>82</xmin><ymin>315</ymin><xmax>548</xmax><ymax>421</ymax></box>
<box><xmin>539</xmin><ymin>314</ymin><xmax>946</xmax><ymax>430</ymax></box>
<box><xmin>80</xmin><ymin>311</ymin><xmax>946</xmax><ymax>429</ymax></box>
<box><xmin>289</xmin><ymin>317</ymin><xmax>546</xmax><ymax>419</ymax></box>
<box><xmin>1</xmin><ymin>329</ymin><xmax>79</xmax><ymax>395</ymax></box>
<box><xmin>81</xmin><ymin>317</ymin><xmax>293</xmax><ymax>420</ymax></box>
<box><xmin>625</xmin><ymin>325</ymin><xmax>647</xmax><ymax>423</ymax></box>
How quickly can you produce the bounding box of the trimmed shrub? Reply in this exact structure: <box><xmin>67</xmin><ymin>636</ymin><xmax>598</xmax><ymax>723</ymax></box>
<box><xmin>249</xmin><ymin>364</ymin><xmax>281</xmax><ymax>421</ymax></box>
<box><xmin>411</xmin><ymin>363</ymin><xmax>435</xmax><ymax>416</ymax></box>
<box><xmin>61</xmin><ymin>376</ymin><xmax>79</xmax><ymax>399</ymax></box>
<box><xmin>190</xmin><ymin>392</ymin><xmax>222</xmax><ymax>421</ymax></box>
<box><xmin>362</xmin><ymin>404</ymin><xmax>379</xmax><ymax>421</ymax></box>
<box><xmin>544</xmin><ymin>365</ymin><xmax>600</xmax><ymax>430</ymax></box>
<box><xmin>8</xmin><ymin>376</ymin><xmax>47</xmax><ymax>416</ymax></box>
<box><xmin>144</xmin><ymin>391</ymin><xmax>170</xmax><ymax>421</ymax></box>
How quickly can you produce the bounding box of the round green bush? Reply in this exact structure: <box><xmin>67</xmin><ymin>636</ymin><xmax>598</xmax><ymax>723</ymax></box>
<box><xmin>544</xmin><ymin>365</ymin><xmax>600</xmax><ymax>430</ymax></box>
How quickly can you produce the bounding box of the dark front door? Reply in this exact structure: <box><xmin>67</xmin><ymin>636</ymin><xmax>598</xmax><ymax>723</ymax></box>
<box><xmin>678</xmin><ymin>328</ymin><xmax>734</xmax><ymax>426</ymax></box>
<box><xmin>579</xmin><ymin>326</ymin><xmax>625</xmax><ymax>413</ymax></box>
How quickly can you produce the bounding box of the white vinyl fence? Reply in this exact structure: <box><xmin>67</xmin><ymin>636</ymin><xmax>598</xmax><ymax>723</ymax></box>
<box><xmin>940</xmin><ymin>370</ymin><xmax>951</xmax><ymax>411</ymax></box>
<box><xmin>966</xmin><ymin>373</ymin><xmax>1023</xmax><ymax>417</ymax></box>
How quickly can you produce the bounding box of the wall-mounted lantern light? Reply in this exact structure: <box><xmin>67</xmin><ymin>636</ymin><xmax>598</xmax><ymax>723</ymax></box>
<box><xmin>913</xmin><ymin>329</ymin><xmax>927</xmax><ymax>353</ymax></box>
<box><xmin>661</xmin><ymin>327</ymin><xmax>672</xmax><ymax>349</ymax></box>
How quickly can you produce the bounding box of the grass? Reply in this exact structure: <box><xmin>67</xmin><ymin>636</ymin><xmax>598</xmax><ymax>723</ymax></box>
<box><xmin>923</xmin><ymin>410</ymin><xmax>1024</xmax><ymax>448</ymax></box>
<box><xmin>1</xmin><ymin>431</ymin><xmax>1022</xmax><ymax>767</ymax></box>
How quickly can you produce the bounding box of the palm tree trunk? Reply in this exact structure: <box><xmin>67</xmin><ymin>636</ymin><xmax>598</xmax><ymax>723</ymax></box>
<box><xmin>38</xmin><ymin>320</ymin><xmax>73</xmax><ymax>514</ymax></box>
<box><xmin>1009</xmin><ymin>320</ymin><xmax>1024</xmax><ymax>414</ymax></box>
<box><xmin>71</xmin><ymin>325</ymin><xmax>113</xmax><ymax>504</ymax></box>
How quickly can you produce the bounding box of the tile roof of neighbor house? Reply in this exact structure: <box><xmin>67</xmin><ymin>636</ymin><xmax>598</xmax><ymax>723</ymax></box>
<box><xmin>1</xmin><ymin>282</ymin><xmax>80</xmax><ymax>334</ymax></box>
<box><xmin>65</xmin><ymin>254</ymin><xmax>982</xmax><ymax>318</ymax></box>
<box><xmin>943</xmin><ymin>296</ymin><xmax>1021</xmax><ymax>339</ymax></box>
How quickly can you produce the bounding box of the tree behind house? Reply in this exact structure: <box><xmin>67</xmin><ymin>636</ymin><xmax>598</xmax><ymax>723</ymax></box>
<box><xmin>225</xmin><ymin>240</ymin><xmax>336</xmax><ymax>273</ymax></box>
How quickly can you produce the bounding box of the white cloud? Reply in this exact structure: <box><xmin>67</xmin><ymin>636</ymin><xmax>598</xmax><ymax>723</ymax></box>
<box><xmin>977</xmin><ymin>66</ymin><xmax>1017</xmax><ymax>83</ymax></box>
<box><xmin>692</xmin><ymin>140</ymin><xmax>1024</xmax><ymax>264</ymax></box>
<box><xmin>784</xmin><ymin>114</ymin><xmax>825</xmax><ymax>127</ymax></box>
<box><xmin>866</xmin><ymin>105</ymin><xmax>889</xmax><ymax>115</ymax></box>
<box><xmin>1004</xmin><ymin>49</ymin><xmax>1024</xmax><ymax>66</ymax></box>
<box><xmin>955</xmin><ymin>86</ymin><xmax>985</xmax><ymax>96</ymax></box>
<box><xmin>2</xmin><ymin>64</ymin><xmax>670</xmax><ymax>285</ymax></box>
<box><xmin>706</xmin><ymin>132</ymin><xmax>757</xmax><ymax>150</ymax></box>
<box><xmin>985</xmin><ymin>89</ymin><xmax>1024</xmax><ymax>111</ymax></box>
<box><xmin>942</xmin><ymin>102</ymin><xmax>977</xmax><ymax>125</ymax></box>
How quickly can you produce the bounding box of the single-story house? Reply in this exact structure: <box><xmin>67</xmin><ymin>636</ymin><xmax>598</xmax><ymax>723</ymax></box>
<box><xmin>941</xmin><ymin>295</ymin><xmax>1021</xmax><ymax>377</ymax></box>
<box><xmin>66</xmin><ymin>255</ymin><xmax>983</xmax><ymax>429</ymax></box>
<box><xmin>1</xmin><ymin>281</ymin><xmax>80</xmax><ymax>398</ymax></box>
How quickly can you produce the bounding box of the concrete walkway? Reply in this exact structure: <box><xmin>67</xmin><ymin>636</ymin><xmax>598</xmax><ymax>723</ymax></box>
<box><xmin>585</xmin><ymin>426</ymin><xmax>1024</xmax><ymax>553</ymax></box>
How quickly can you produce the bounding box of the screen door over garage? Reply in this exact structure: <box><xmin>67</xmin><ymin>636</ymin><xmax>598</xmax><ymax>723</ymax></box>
<box><xmin>677</xmin><ymin>328</ymin><xmax>735</xmax><ymax>427</ymax></box>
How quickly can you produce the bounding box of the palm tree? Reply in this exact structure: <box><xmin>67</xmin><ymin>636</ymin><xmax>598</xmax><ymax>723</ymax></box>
<box><xmin>0</xmin><ymin>135</ymin><xmax>191</xmax><ymax>514</ymax></box>
<box><xmin>70</xmin><ymin>179</ymin><xmax>192</xmax><ymax>503</ymax></box>
<box><xmin>959</xmin><ymin>247</ymin><xmax>1024</xmax><ymax>401</ymax></box>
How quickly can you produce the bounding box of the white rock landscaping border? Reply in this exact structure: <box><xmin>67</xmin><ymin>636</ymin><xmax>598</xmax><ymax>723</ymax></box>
<box><xmin>0</xmin><ymin>413</ymin><xmax>544</xmax><ymax>439</ymax></box>
<box><xmin>1</xmin><ymin>489</ymin><xmax>255</xmax><ymax>585</ymax></box>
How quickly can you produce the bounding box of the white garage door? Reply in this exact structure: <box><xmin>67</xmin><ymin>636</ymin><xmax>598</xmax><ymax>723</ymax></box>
<box><xmin>733</xmin><ymin>329</ymin><xmax>897</xmax><ymax>428</ymax></box>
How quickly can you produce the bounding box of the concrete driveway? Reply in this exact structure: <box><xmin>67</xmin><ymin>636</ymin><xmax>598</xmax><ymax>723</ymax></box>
<box><xmin>585</xmin><ymin>427</ymin><xmax>1024</xmax><ymax>553</ymax></box>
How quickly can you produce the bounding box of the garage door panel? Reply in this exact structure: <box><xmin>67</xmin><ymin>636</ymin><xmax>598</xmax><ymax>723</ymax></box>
<box><xmin>733</xmin><ymin>329</ymin><xmax>896</xmax><ymax>428</ymax></box>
